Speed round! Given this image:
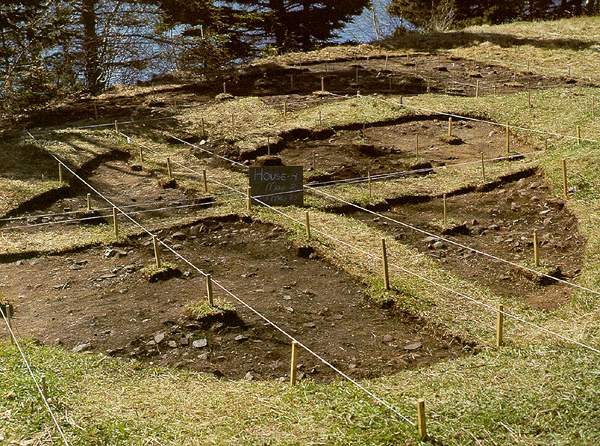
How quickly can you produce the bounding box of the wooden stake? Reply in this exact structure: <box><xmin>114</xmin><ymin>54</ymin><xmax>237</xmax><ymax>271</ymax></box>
<box><xmin>577</xmin><ymin>125</ymin><xmax>581</xmax><ymax>144</ymax></box>
<box><xmin>496</xmin><ymin>304</ymin><xmax>504</xmax><ymax>347</ymax></box>
<box><xmin>138</xmin><ymin>146</ymin><xmax>144</xmax><ymax>164</ymax></box>
<box><xmin>448</xmin><ymin>117</ymin><xmax>453</xmax><ymax>138</ymax></box>
<box><xmin>319</xmin><ymin>110</ymin><xmax>323</xmax><ymax>126</ymax></box>
<box><xmin>415</xmin><ymin>134</ymin><xmax>419</xmax><ymax>158</ymax></box>
<box><xmin>443</xmin><ymin>193</ymin><xmax>447</xmax><ymax>227</ymax></box>
<box><xmin>533</xmin><ymin>230</ymin><xmax>540</xmax><ymax>267</ymax></box>
<box><xmin>201</xmin><ymin>117</ymin><xmax>206</xmax><ymax>138</ymax></box>
<box><xmin>493</xmin><ymin>83</ymin><xmax>497</xmax><ymax>95</ymax></box>
<box><xmin>568</xmin><ymin>65</ymin><xmax>571</xmax><ymax>77</ymax></box>
<box><xmin>381</xmin><ymin>238</ymin><xmax>390</xmax><ymax>291</ymax></box>
<box><xmin>312</xmin><ymin>151</ymin><xmax>316</xmax><ymax>169</ymax></box>
<box><xmin>320</xmin><ymin>75</ymin><xmax>325</xmax><ymax>92</ymax></box>
<box><xmin>86</xmin><ymin>193</ymin><xmax>91</xmax><ymax>211</ymax></box>
<box><xmin>114</xmin><ymin>120</ymin><xmax>118</xmax><ymax>133</ymax></box>
<box><xmin>505</xmin><ymin>123</ymin><xmax>510</xmax><ymax>155</ymax></box>
<box><xmin>283</xmin><ymin>100</ymin><xmax>288</xmax><ymax>120</ymax></box>
<box><xmin>223</xmin><ymin>81</ymin><xmax>227</xmax><ymax>94</ymax></box>
<box><xmin>206</xmin><ymin>274</ymin><xmax>214</xmax><ymax>306</ymax></box>
<box><xmin>153</xmin><ymin>235</ymin><xmax>161</xmax><ymax>268</ymax></box>
<box><xmin>41</xmin><ymin>375</ymin><xmax>47</xmax><ymax>398</ymax></box>
<box><xmin>426</xmin><ymin>80</ymin><xmax>430</xmax><ymax>93</ymax></box>
<box><xmin>246</xmin><ymin>186</ymin><xmax>252</xmax><ymax>211</ymax></box>
<box><xmin>388</xmin><ymin>76</ymin><xmax>392</xmax><ymax>92</ymax></box>
<box><xmin>290</xmin><ymin>340</ymin><xmax>299</xmax><ymax>386</ymax></box>
<box><xmin>481</xmin><ymin>152</ymin><xmax>486</xmax><ymax>182</ymax></box>
<box><xmin>112</xmin><ymin>207</ymin><xmax>119</xmax><ymax>239</ymax></box>
<box><xmin>290</xmin><ymin>74</ymin><xmax>295</xmax><ymax>90</ymax></box>
<box><xmin>417</xmin><ymin>400</ymin><xmax>427</xmax><ymax>440</ymax></box>
<box><xmin>475</xmin><ymin>80</ymin><xmax>480</xmax><ymax>98</ymax></box>
<box><xmin>166</xmin><ymin>157</ymin><xmax>172</xmax><ymax>179</ymax></box>
<box><xmin>368</xmin><ymin>170</ymin><xmax>372</xmax><ymax>199</ymax></box>
<box><xmin>231</xmin><ymin>113</ymin><xmax>235</xmax><ymax>128</ymax></box>
<box><xmin>2</xmin><ymin>304</ymin><xmax>14</xmax><ymax>345</ymax></box>
<box><xmin>562</xmin><ymin>159</ymin><xmax>568</xmax><ymax>199</ymax></box>
<box><xmin>592</xmin><ymin>96</ymin><xmax>596</xmax><ymax>118</ymax></box>
<box><xmin>267</xmin><ymin>136</ymin><xmax>271</xmax><ymax>155</ymax></box>
<box><xmin>58</xmin><ymin>162</ymin><xmax>63</xmax><ymax>184</ymax></box>
<box><xmin>305</xmin><ymin>211</ymin><xmax>311</xmax><ymax>240</ymax></box>
<box><xmin>203</xmin><ymin>169</ymin><xmax>208</xmax><ymax>193</ymax></box>
<box><xmin>384</xmin><ymin>55</ymin><xmax>389</xmax><ymax>70</ymax></box>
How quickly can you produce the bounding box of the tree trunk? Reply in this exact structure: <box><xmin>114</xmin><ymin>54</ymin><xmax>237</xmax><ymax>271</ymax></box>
<box><xmin>81</xmin><ymin>0</ymin><xmax>104</xmax><ymax>94</ymax></box>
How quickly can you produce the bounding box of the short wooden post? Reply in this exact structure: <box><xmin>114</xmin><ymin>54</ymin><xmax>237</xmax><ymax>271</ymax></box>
<box><xmin>481</xmin><ymin>152</ymin><xmax>486</xmax><ymax>182</ymax></box>
<box><xmin>417</xmin><ymin>400</ymin><xmax>427</xmax><ymax>440</ymax></box>
<box><xmin>112</xmin><ymin>207</ymin><xmax>119</xmax><ymax>239</ymax></box>
<box><xmin>58</xmin><ymin>162</ymin><xmax>63</xmax><ymax>184</ymax></box>
<box><xmin>86</xmin><ymin>193</ymin><xmax>91</xmax><ymax>211</ymax></box>
<box><xmin>166</xmin><ymin>157</ymin><xmax>173</xmax><ymax>179</ymax></box>
<box><xmin>290</xmin><ymin>74</ymin><xmax>295</xmax><ymax>90</ymax></box>
<box><xmin>267</xmin><ymin>136</ymin><xmax>271</xmax><ymax>155</ymax></box>
<box><xmin>368</xmin><ymin>170</ymin><xmax>372</xmax><ymax>199</ymax></box>
<box><xmin>505</xmin><ymin>123</ymin><xmax>510</xmax><ymax>155</ymax></box>
<box><xmin>388</xmin><ymin>76</ymin><xmax>392</xmax><ymax>92</ymax></box>
<box><xmin>283</xmin><ymin>100</ymin><xmax>288</xmax><ymax>120</ymax></box>
<box><xmin>568</xmin><ymin>65</ymin><xmax>571</xmax><ymax>77</ymax></box>
<box><xmin>577</xmin><ymin>125</ymin><xmax>581</xmax><ymax>144</ymax></box>
<box><xmin>475</xmin><ymin>80</ymin><xmax>480</xmax><ymax>98</ymax></box>
<box><xmin>319</xmin><ymin>110</ymin><xmax>323</xmax><ymax>126</ymax></box>
<box><xmin>320</xmin><ymin>75</ymin><xmax>325</xmax><ymax>92</ymax></box>
<box><xmin>592</xmin><ymin>96</ymin><xmax>596</xmax><ymax>118</ymax></box>
<box><xmin>114</xmin><ymin>120</ymin><xmax>118</xmax><ymax>133</ymax></box>
<box><xmin>201</xmin><ymin>117</ymin><xmax>206</xmax><ymax>138</ymax></box>
<box><xmin>448</xmin><ymin>117</ymin><xmax>453</xmax><ymax>138</ymax></box>
<box><xmin>290</xmin><ymin>340</ymin><xmax>299</xmax><ymax>386</ymax></box>
<box><xmin>493</xmin><ymin>83</ymin><xmax>497</xmax><ymax>95</ymax></box>
<box><xmin>153</xmin><ymin>236</ymin><xmax>161</xmax><ymax>268</ymax></box>
<box><xmin>384</xmin><ymin>55</ymin><xmax>389</xmax><ymax>70</ymax></box>
<box><xmin>443</xmin><ymin>193</ymin><xmax>447</xmax><ymax>227</ymax></box>
<box><xmin>381</xmin><ymin>238</ymin><xmax>390</xmax><ymax>291</ymax></box>
<box><xmin>203</xmin><ymin>169</ymin><xmax>208</xmax><ymax>193</ymax></box>
<box><xmin>562</xmin><ymin>159</ymin><xmax>568</xmax><ymax>199</ymax></box>
<box><xmin>206</xmin><ymin>274</ymin><xmax>214</xmax><ymax>306</ymax></box>
<box><xmin>533</xmin><ymin>230</ymin><xmax>540</xmax><ymax>267</ymax></box>
<box><xmin>223</xmin><ymin>81</ymin><xmax>227</xmax><ymax>94</ymax></box>
<box><xmin>426</xmin><ymin>80</ymin><xmax>430</xmax><ymax>93</ymax></box>
<box><xmin>399</xmin><ymin>95</ymin><xmax>403</xmax><ymax>105</ymax></box>
<box><xmin>246</xmin><ymin>186</ymin><xmax>252</xmax><ymax>211</ymax></box>
<box><xmin>496</xmin><ymin>304</ymin><xmax>504</xmax><ymax>347</ymax></box>
<box><xmin>138</xmin><ymin>146</ymin><xmax>144</xmax><ymax>164</ymax></box>
<box><xmin>231</xmin><ymin>113</ymin><xmax>235</xmax><ymax>128</ymax></box>
<box><xmin>415</xmin><ymin>134</ymin><xmax>419</xmax><ymax>158</ymax></box>
<box><xmin>305</xmin><ymin>211</ymin><xmax>311</xmax><ymax>240</ymax></box>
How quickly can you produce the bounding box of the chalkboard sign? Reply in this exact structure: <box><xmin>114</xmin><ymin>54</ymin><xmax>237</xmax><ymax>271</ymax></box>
<box><xmin>249</xmin><ymin>166</ymin><xmax>304</xmax><ymax>206</ymax></box>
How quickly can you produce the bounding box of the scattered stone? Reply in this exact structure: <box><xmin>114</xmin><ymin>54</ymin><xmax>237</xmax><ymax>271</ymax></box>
<box><xmin>234</xmin><ymin>334</ymin><xmax>248</xmax><ymax>342</ymax></box>
<box><xmin>244</xmin><ymin>371</ymin><xmax>254</xmax><ymax>381</ymax></box>
<box><xmin>192</xmin><ymin>338</ymin><xmax>208</xmax><ymax>348</ymax></box>
<box><xmin>432</xmin><ymin>241</ymin><xmax>446</xmax><ymax>250</ymax></box>
<box><xmin>302</xmin><ymin>322</ymin><xmax>316</xmax><ymax>329</ymax></box>
<box><xmin>171</xmin><ymin>231</ymin><xmax>187</xmax><ymax>241</ymax></box>
<box><xmin>72</xmin><ymin>342</ymin><xmax>92</xmax><ymax>353</ymax></box>
<box><xmin>153</xmin><ymin>332</ymin><xmax>165</xmax><ymax>344</ymax></box>
<box><xmin>382</xmin><ymin>334</ymin><xmax>394</xmax><ymax>343</ymax></box>
<box><xmin>403</xmin><ymin>342</ymin><xmax>422</xmax><ymax>351</ymax></box>
<box><xmin>168</xmin><ymin>340</ymin><xmax>178</xmax><ymax>348</ymax></box>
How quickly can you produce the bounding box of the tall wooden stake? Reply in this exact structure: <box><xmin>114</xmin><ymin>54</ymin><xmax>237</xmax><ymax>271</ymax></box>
<box><xmin>305</xmin><ymin>211</ymin><xmax>311</xmax><ymax>240</ymax></box>
<box><xmin>562</xmin><ymin>159</ymin><xmax>568</xmax><ymax>199</ymax></box>
<box><xmin>153</xmin><ymin>236</ymin><xmax>161</xmax><ymax>268</ymax></box>
<box><xmin>246</xmin><ymin>186</ymin><xmax>252</xmax><ymax>211</ymax></box>
<box><xmin>368</xmin><ymin>170</ymin><xmax>372</xmax><ymax>199</ymax></box>
<box><xmin>448</xmin><ymin>117</ymin><xmax>453</xmax><ymax>138</ymax></box>
<box><xmin>320</xmin><ymin>75</ymin><xmax>325</xmax><ymax>92</ymax></box>
<box><xmin>167</xmin><ymin>157</ymin><xmax>173</xmax><ymax>179</ymax></box>
<box><xmin>290</xmin><ymin>74</ymin><xmax>295</xmax><ymax>90</ymax></box>
<box><xmin>114</xmin><ymin>120</ymin><xmax>118</xmax><ymax>133</ymax></box>
<box><xmin>58</xmin><ymin>162</ymin><xmax>63</xmax><ymax>184</ymax></box>
<box><xmin>577</xmin><ymin>125</ymin><xmax>581</xmax><ymax>144</ymax></box>
<box><xmin>203</xmin><ymin>169</ymin><xmax>208</xmax><ymax>193</ymax></box>
<box><xmin>206</xmin><ymin>274</ymin><xmax>214</xmax><ymax>306</ymax></box>
<box><xmin>283</xmin><ymin>100</ymin><xmax>288</xmax><ymax>120</ymax></box>
<box><xmin>475</xmin><ymin>80</ymin><xmax>480</xmax><ymax>98</ymax></box>
<box><xmin>415</xmin><ymin>134</ymin><xmax>419</xmax><ymax>158</ymax></box>
<box><xmin>384</xmin><ymin>55</ymin><xmax>389</xmax><ymax>70</ymax></box>
<box><xmin>2</xmin><ymin>304</ymin><xmax>14</xmax><ymax>345</ymax></box>
<box><xmin>481</xmin><ymin>152</ymin><xmax>486</xmax><ymax>182</ymax></box>
<box><xmin>201</xmin><ymin>117</ymin><xmax>206</xmax><ymax>138</ymax></box>
<box><xmin>443</xmin><ymin>193</ymin><xmax>447</xmax><ymax>227</ymax></box>
<box><xmin>505</xmin><ymin>123</ymin><xmax>510</xmax><ymax>155</ymax></box>
<box><xmin>533</xmin><ymin>230</ymin><xmax>540</xmax><ymax>267</ymax></box>
<box><xmin>290</xmin><ymin>341</ymin><xmax>299</xmax><ymax>386</ymax></box>
<box><xmin>417</xmin><ymin>400</ymin><xmax>427</xmax><ymax>440</ymax></box>
<box><xmin>381</xmin><ymin>238</ymin><xmax>390</xmax><ymax>291</ymax></box>
<box><xmin>496</xmin><ymin>304</ymin><xmax>504</xmax><ymax>347</ymax></box>
<box><xmin>138</xmin><ymin>146</ymin><xmax>144</xmax><ymax>164</ymax></box>
<box><xmin>113</xmin><ymin>207</ymin><xmax>119</xmax><ymax>239</ymax></box>
<box><xmin>223</xmin><ymin>81</ymin><xmax>227</xmax><ymax>94</ymax></box>
<box><xmin>86</xmin><ymin>193</ymin><xmax>91</xmax><ymax>211</ymax></box>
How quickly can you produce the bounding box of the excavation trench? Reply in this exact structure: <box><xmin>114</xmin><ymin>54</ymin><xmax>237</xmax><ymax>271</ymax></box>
<box><xmin>1</xmin><ymin>217</ymin><xmax>470</xmax><ymax>382</ymax></box>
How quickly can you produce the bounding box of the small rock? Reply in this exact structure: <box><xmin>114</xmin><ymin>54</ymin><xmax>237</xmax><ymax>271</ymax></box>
<box><xmin>234</xmin><ymin>334</ymin><xmax>248</xmax><ymax>342</ymax></box>
<box><xmin>72</xmin><ymin>342</ymin><xmax>92</xmax><ymax>353</ymax></box>
<box><xmin>154</xmin><ymin>332</ymin><xmax>165</xmax><ymax>344</ymax></box>
<box><xmin>168</xmin><ymin>340</ymin><xmax>178</xmax><ymax>348</ymax></box>
<box><xmin>244</xmin><ymin>371</ymin><xmax>254</xmax><ymax>381</ymax></box>
<box><xmin>171</xmin><ymin>231</ymin><xmax>186</xmax><ymax>241</ymax></box>
<box><xmin>382</xmin><ymin>334</ymin><xmax>394</xmax><ymax>343</ymax></box>
<box><xmin>432</xmin><ymin>241</ymin><xmax>446</xmax><ymax>250</ymax></box>
<box><xmin>404</xmin><ymin>342</ymin><xmax>422</xmax><ymax>351</ymax></box>
<box><xmin>192</xmin><ymin>338</ymin><xmax>208</xmax><ymax>348</ymax></box>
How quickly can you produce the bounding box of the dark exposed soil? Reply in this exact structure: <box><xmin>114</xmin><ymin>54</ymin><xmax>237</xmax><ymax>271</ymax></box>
<box><xmin>0</xmin><ymin>217</ymin><xmax>469</xmax><ymax>382</ymax></box>
<box><xmin>253</xmin><ymin>117</ymin><xmax>537</xmax><ymax>183</ymax></box>
<box><xmin>354</xmin><ymin>172</ymin><xmax>584</xmax><ymax>310</ymax></box>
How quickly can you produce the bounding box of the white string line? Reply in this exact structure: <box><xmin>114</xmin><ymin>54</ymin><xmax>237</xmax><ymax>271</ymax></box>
<box><xmin>1</xmin><ymin>200</ymin><xmax>221</xmax><ymax>231</ymax></box>
<box><xmin>308</xmin><ymin>186</ymin><xmax>600</xmax><ymax>298</ymax></box>
<box><xmin>118</xmin><ymin>128</ymin><xmax>600</xmax><ymax>355</ymax></box>
<box><xmin>249</xmin><ymin>195</ymin><xmax>600</xmax><ymax>355</ymax></box>
<box><xmin>0</xmin><ymin>310</ymin><xmax>71</xmax><ymax>445</ymax></box>
<box><xmin>28</xmin><ymin>134</ymin><xmax>415</xmax><ymax>427</ymax></box>
<box><xmin>28</xmin><ymin>116</ymin><xmax>177</xmax><ymax>137</ymax></box>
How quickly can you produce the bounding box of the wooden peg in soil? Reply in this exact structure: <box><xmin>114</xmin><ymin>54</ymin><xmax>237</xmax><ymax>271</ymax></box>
<box><xmin>58</xmin><ymin>162</ymin><xmax>63</xmax><ymax>184</ymax></box>
<box><xmin>305</xmin><ymin>211</ymin><xmax>311</xmax><ymax>240</ymax></box>
<box><xmin>114</xmin><ymin>120</ymin><xmax>118</xmax><ymax>133</ymax></box>
<box><xmin>112</xmin><ymin>207</ymin><xmax>119</xmax><ymax>239</ymax></box>
<box><xmin>381</xmin><ymin>238</ymin><xmax>390</xmax><ymax>291</ymax></box>
<box><xmin>505</xmin><ymin>123</ymin><xmax>510</xmax><ymax>154</ymax></box>
<box><xmin>153</xmin><ymin>235</ymin><xmax>161</xmax><ymax>268</ymax></box>
<box><xmin>533</xmin><ymin>230</ymin><xmax>540</xmax><ymax>267</ymax></box>
<box><xmin>384</xmin><ymin>55</ymin><xmax>389</xmax><ymax>70</ymax></box>
<box><xmin>562</xmin><ymin>159</ymin><xmax>568</xmax><ymax>199</ymax></box>
<box><xmin>223</xmin><ymin>81</ymin><xmax>227</xmax><ymax>94</ymax></box>
<box><xmin>577</xmin><ymin>125</ymin><xmax>582</xmax><ymax>144</ymax></box>
<box><xmin>368</xmin><ymin>170</ymin><xmax>372</xmax><ymax>199</ymax></box>
<box><xmin>203</xmin><ymin>169</ymin><xmax>208</xmax><ymax>193</ymax></box>
<box><xmin>86</xmin><ymin>193</ymin><xmax>91</xmax><ymax>211</ymax></box>
<box><xmin>415</xmin><ymin>134</ymin><xmax>419</xmax><ymax>158</ymax></box>
<box><xmin>417</xmin><ymin>399</ymin><xmax>427</xmax><ymax>440</ymax></box>
<box><xmin>138</xmin><ymin>146</ymin><xmax>144</xmax><ymax>164</ymax></box>
<box><xmin>475</xmin><ymin>80</ymin><xmax>480</xmax><ymax>98</ymax></box>
<box><xmin>290</xmin><ymin>74</ymin><xmax>295</xmax><ymax>90</ymax></box>
<box><xmin>201</xmin><ymin>117</ymin><xmax>206</xmax><ymax>138</ymax></box>
<box><xmin>319</xmin><ymin>110</ymin><xmax>323</xmax><ymax>126</ymax></box>
<box><xmin>493</xmin><ymin>83</ymin><xmax>497</xmax><ymax>95</ymax></box>
<box><xmin>443</xmin><ymin>193</ymin><xmax>447</xmax><ymax>227</ymax></box>
<box><xmin>283</xmin><ymin>100</ymin><xmax>288</xmax><ymax>120</ymax></box>
<box><xmin>311</xmin><ymin>151</ymin><xmax>316</xmax><ymax>169</ymax></box>
<box><xmin>267</xmin><ymin>136</ymin><xmax>271</xmax><ymax>155</ymax></box>
<box><xmin>290</xmin><ymin>340</ymin><xmax>299</xmax><ymax>386</ymax></box>
<box><xmin>496</xmin><ymin>304</ymin><xmax>504</xmax><ymax>347</ymax></box>
<box><xmin>388</xmin><ymin>76</ymin><xmax>392</xmax><ymax>92</ymax></box>
<box><xmin>448</xmin><ymin>117</ymin><xmax>453</xmax><ymax>138</ymax></box>
<box><xmin>206</xmin><ymin>274</ymin><xmax>214</xmax><ymax>306</ymax></box>
<box><xmin>166</xmin><ymin>157</ymin><xmax>173</xmax><ymax>179</ymax></box>
<box><xmin>481</xmin><ymin>152</ymin><xmax>486</xmax><ymax>182</ymax></box>
<box><xmin>246</xmin><ymin>186</ymin><xmax>252</xmax><ymax>211</ymax></box>
<box><xmin>320</xmin><ymin>75</ymin><xmax>325</xmax><ymax>92</ymax></box>
<box><xmin>231</xmin><ymin>113</ymin><xmax>235</xmax><ymax>128</ymax></box>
